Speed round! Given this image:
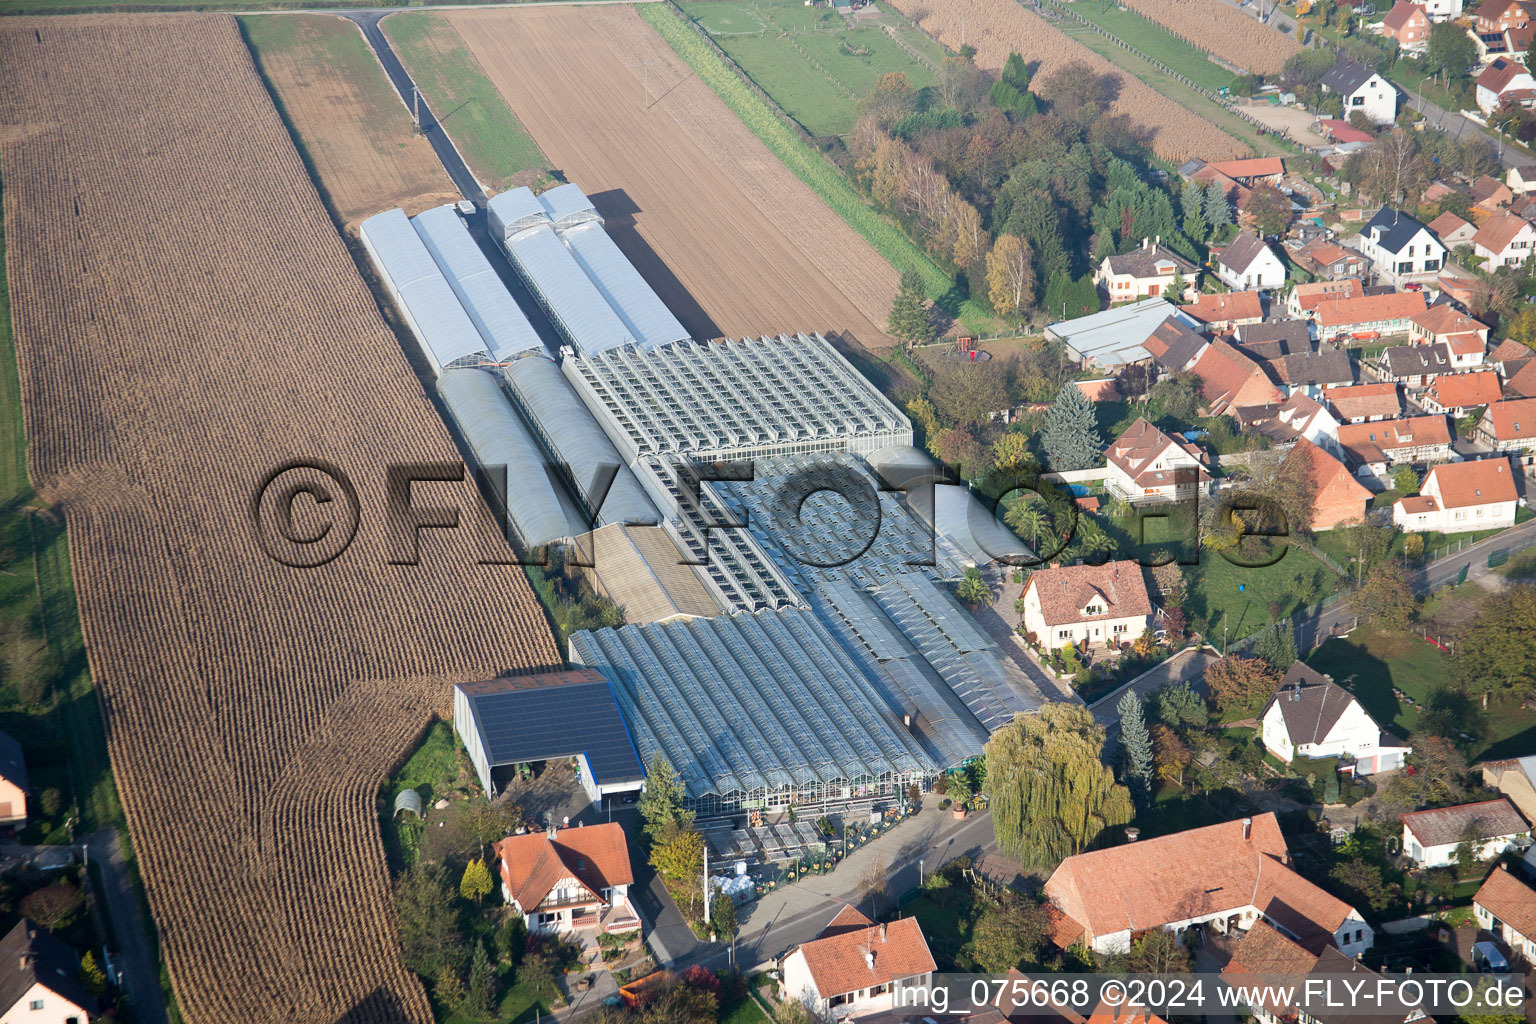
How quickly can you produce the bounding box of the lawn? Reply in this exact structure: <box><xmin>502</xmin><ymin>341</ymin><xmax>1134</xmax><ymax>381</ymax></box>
<box><xmin>679</xmin><ymin>0</ymin><xmax>941</xmax><ymax>137</ymax></box>
<box><xmin>900</xmin><ymin>892</ymin><xmax>971</xmax><ymax>970</ymax></box>
<box><xmin>720</xmin><ymin>993</ymin><xmax>772</xmax><ymax>1024</ymax></box>
<box><xmin>1182</xmin><ymin>540</ymin><xmax>1342</xmax><ymax>645</ymax></box>
<box><xmin>1055</xmin><ymin>0</ymin><xmax>1234</xmax><ymax>92</ymax></box>
<box><xmin>442</xmin><ymin>976</ymin><xmax>554</xmax><ymax>1024</ymax></box>
<box><xmin>382</xmin><ymin>12</ymin><xmax>548</xmax><ymax>191</ymax></box>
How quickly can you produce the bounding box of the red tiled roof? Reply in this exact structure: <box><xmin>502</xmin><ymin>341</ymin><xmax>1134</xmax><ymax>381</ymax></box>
<box><xmin>1190</xmin><ymin>338</ymin><xmax>1280</xmax><ymax>412</ymax></box>
<box><xmin>1485</xmin><ymin>397</ymin><xmax>1536</xmax><ymax>439</ymax></box>
<box><xmin>1475</xmin><ymin>211</ymin><xmax>1535</xmax><ymax>253</ymax></box>
<box><xmin>1427</xmin><ymin>369</ymin><xmax>1502</xmax><ymax>409</ymax></box>
<box><xmin>1424</xmin><ymin>457</ymin><xmax>1520</xmax><ymax>508</ymax></box>
<box><xmin>1412</xmin><ymin>305</ymin><xmax>1489</xmax><ymax>339</ymax></box>
<box><xmin>1318</xmin><ymin>118</ymin><xmax>1374</xmax><ymax>144</ymax></box>
<box><xmin>794</xmin><ymin>912</ymin><xmax>936</xmax><ymax>998</ymax></box>
<box><xmin>1337</xmin><ymin>415</ymin><xmax>1453</xmax><ymax>463</ymax></box>
<box><xmin>1180</xmin><ymin>290</ymin><xmax>1264</xmax><ymax>326</ymax></box>
<box><xmin>1223</xmin><ymin>921</ymin><xmax>1316</xmax><ymax>1018</ymax></box>
<box><xmin>1398</xmin><ymin>494</ymin><xmax>1438</xmax><ymax>514</ymax></box>
<box><xmin>1286</xmin><ymin>438</ymin><xmax>1372</xmax><ymax>530</ymax></box>
<box><xmin>1326</xmin><ymin>382</ymin><xmax>1402</xmax><ymax>420</ymax></box>
<box><xmin>818</xmin><ymin>904</ymin><xmax>874</xmax><ymax>938</ymax></box>
<box><xmin>1314</xmin><ymin>291</ymin><xmax>1428</xmax><ymax>328</ymax></box>
<box><xmin>1507</xmin><ymin>358</ymin><xmax>1536</xmax><ymax>396</ymax></box>
<box><xmin>1429</xmin><ymin>211</ymin><xmax>1474</xmax><ymax>240</ymax></box>
<box><xmin>1384</xmin><ymin>0</ymin><xmax>1430</xmax><ymax>30</ymax></box>
<box><xmin>1077</xmin><ymin>379</ymin><xmax>1121</xmax><ymax>402</ymax></box>
<box><xmin>1293</xmin><ymin>278</ymin><xmax>1365</xmax><ymax>312</ymax></box>
<box><xmin>1402</xmin><ymin>797</ymin><xmax>1528</xmax><ymax>846</ymax></box>
<box><xmin>1480</xmin><ymin>58</ymin><xmax>1535</xmax><ymax>95</ymax></box>
<box><xmin>1190</xmin><ymin>164</ymin><xmax>1251</xmax><ymax>206</ymax></box>
<box><xmin>1475</xmin><ymin>868</ymin><xmax>1536</xmax><ymax>941</ymax></box>
<box><xmin>494</xmin><ymin>823</ymin><xmax>633</xmax><ymax>914</ymax></box>
<box><xmin>1105</xmin><ymin>417</ymin><xmax>1211</xmax><ymax>488</ymax></box>
<box><xmin>1024</xmin><ymin>560</ymin><xmax>1153</xmax><ymax>628</ymax></box>
<box><xmin>1490</xmin><ymin>338</ymin><xmax>1532</xmax><ymax>364</ymax></box>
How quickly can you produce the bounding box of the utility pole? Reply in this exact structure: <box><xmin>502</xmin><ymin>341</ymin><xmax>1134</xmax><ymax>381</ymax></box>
<box><xmin>412</xmin><ymin>84</ymin><xmax>420</xmax><ymax>127</ymax></box>
<box><xmin>643</xmin><ymin>58</ymin><xmax>650</xmax><ymax>110</ymax></box>
<box><xmin>703</xmin><ymin>839</ymin><xmax>711</xmax><ymax>927</ymax></box>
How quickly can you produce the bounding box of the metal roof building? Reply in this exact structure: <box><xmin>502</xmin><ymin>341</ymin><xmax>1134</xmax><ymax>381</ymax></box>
<box><xmin>538</xmin><ymin>182</ymin><xmax>603</xmax><ymax>230</ymax></box>
<box><xmin>496</xmin><ymin>221</ymin><xmax>638</xmax><ymax>355</ymax></box>
<box><xmin>502</xmin><ymin>354</ymin><xmax>659</xmax><ymax>529</ymax></box>
<box><xmin>488</xmin><ymin>187</ymin><xmax>550</xmax><ymax>239</ymax></box>
<box><xmin>1045</xmin><ymin>298</ymin><xmax>1196</xmax><ymax>369</ymax></box>
<box><xmin>575</xmin><ymin>524</ymin><xmax>723</xmax><ymax>624</ymax></box>
<box><xmin>560</xmin><ymin>222</ymin><xmax>690</xmax><ymax>351</ymax></box>
<box><xmin>562</xmin><ymin>333</ymin><xmax>912</xmax><ymax>461</ymax></box>
<box><xmin>436</xmin><ymin>367</ymin><xmax>586</xmax><ymax>549</ymax></box>
<box><xmin>570</xmin><ymin>608</ymin><xmax>940</xmax><ymax>816</ymax></box>
<box><xmin>359</xmin><ymin>208</ymin><xmax>488</xmax><ymax>375</ymax></box>
<box><xmin>452</xmin><ymin>668</ymin><xmax>645</xmax><ymax>802</ymax></box>
<box><xmin>411</xmin><ymin>205</ymin><xmax>544</xmax><ymax>362</ymax></box>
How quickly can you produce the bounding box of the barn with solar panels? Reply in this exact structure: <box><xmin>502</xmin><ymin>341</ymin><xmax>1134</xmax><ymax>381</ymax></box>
<box><xmin>453</xmin><ymin>668</ymin><xmax>645</xmax><ymax>804</ymax></box>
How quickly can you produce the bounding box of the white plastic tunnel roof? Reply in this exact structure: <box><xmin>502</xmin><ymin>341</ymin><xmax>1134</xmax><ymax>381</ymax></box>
<box><xmin>436</xmin><ymin>367</ymin><xmax>586</xmax><ymax>549</ymax></box>
<box><xmin>359</xmin><ymin>208</ymin><xmax>488</xmax><ymax>375</ymax></box>
<box><xmin>502</xmin><ymin>224</ymin><xmax>638</xmax><ymax>355</ymax></box>
<box><xmin>487</xmin><ymin>187</ymin><xmax>549</xmax><ymax>240</ymax></box>
<box><xmin>503</xmin><ymin>355</ymin><xmax>659</xmax><ymax>528</ymax></box>
<box><xmin>558</xmin><ymin>222</ymin><xmax>690</xmax><ymax>351</ymax></box>
<box><xmin>538</xmin><ymin>182</ymin><xmax>602</xmax><ymax>229</ymax></box>
<box><xmin>411</xmin><ymin>206</ymin><xmax>544</xmax><ymax>362</ymax></box>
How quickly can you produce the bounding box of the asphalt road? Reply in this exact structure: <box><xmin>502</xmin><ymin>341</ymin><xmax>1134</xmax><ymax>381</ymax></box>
<box><xmin>88</xmin><ymin>830</ymin><xmax>170</xmax><ymax>1024</ymax></box>
<box><xmin>344</xmin><ymin>11</ymin><xmax>484</xmax><ymax>204</ymax></box>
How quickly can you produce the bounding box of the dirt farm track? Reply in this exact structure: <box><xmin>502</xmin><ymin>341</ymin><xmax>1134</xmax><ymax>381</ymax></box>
<box><xmin>0</xmin><ymin>15</ymin><xmax>557</xmax><ymax>1024</ymax></box>
<box><xmin>443</xmin><ymin>4</ymin><xmax>901</xmax><ymax>349</ymax></box>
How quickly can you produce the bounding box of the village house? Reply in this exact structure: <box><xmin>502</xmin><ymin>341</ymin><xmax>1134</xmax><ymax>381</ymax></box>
<box><xmin>1477</xmin><ymin>23</ymin><xmax>1536</xmax><ymax>62</ymax></box>
<box><xmin>1510</xmin><ymin>163</ymin><xmax>1536</xmax><ymax>194</ymax></box>
<box><xmin>1234</xmin><ymin>318</ymin><xmax>1313</xmax><ymax>359</ymax></box>
<box><xmin>1179</xmin><ymin>290</ymin><xmax>1264</xmax><ymax>333</ymax></box>
<box><xmin>1143</xmin><ymin>315</ymin><xmax>1211</xmax><ymax>376</ymax></box>
<box><xmin>1314</xmin><ymin>291</ymin><xmax>1428</xmax><ymax>343</ymax></box>
<box><xmin>1491</xmin><ymin>337</ymin><xmax>1534</xmax><ymax>374</ymax></box>
<box><xmin>1288</xmin><ymin>278</ymin><xmax>1364</xmax><ymax>319</ymax></box>
<box><xmin>1395</xmin><ymin>456</ymin><xmax>1521</xmax><ymax>533</ymax></box>
<box><xmin>1183</xmin><ymin>160</ymin><xmax>1251</xmax><ymax>208</ymax></box>
<box><xmin>1422</xmin><ymin>369</ymin><xmax>1503</xmax><ymax>415</ymax></box>
<box><xmin>1226</xmin><ymin>934</ymin><xmax>1428</xmax><ymax>1024</ymax></box>
<box><xmin>1205</xmin><ymin>157</ymin><xmax>1285</xmax><ymax>186</ymax></box>
<box><xmin>1402</xmin><ymin>798</ymin><xmax>1529</xmax><ymax>868</ymax></box>
<box><xmin>1474</xmin><ymin>865</ymin><xmax>1536</xmax><ymax>962</ymax></box>
<box><xmin>1044</xmin><ymin>813</ymin><xmax>1372</xmax><ymax>956</ymax></box>
<box><xmin>1428</xmin><ymin>210</ymin><xmax>1478</xmax><ymax>248</ymax></box>
<box><xmin>1478</xmin><ymin>0</ymin><xmax>1532</xmax><ymax>34</ymax></box>
<box><xmin>492</xmin><ymin>822</ymin><xmax>638</xmax><ymax>936</ymax></box>
<box><xmin>1239</xmin><ymin>391</ymin><xmax>1342</xmax><ymax>448</ymax></box>
<box><xmin>1104</xmin><ymin>418</ymin><xmax>1212</xmax><ymax>504</ymax></box>
<box><xmin>1355</xmin><ymin>209</ymin><xmax>1446</xmax><ymax>285</ymax></box>
<box><xmin>1222</xmin><ymin>922</ymin><xmax>1334</xmax><ymax>1024</ymax></box>
<box><xmin>1214</xmin><ymin>233</ymin><xmax>1287</xmax><ymax>291</ymax></box>
<box><xmin>1475</xmin><ymin>210</ymin><xmax>1536</xmax><ymax>269</ymax></box>
<box><xmin>1046</xmin><ymin>298</ymin><xmax>1193</xmax><ymax>369</ymax></box>
<box><xmin>1326</xmin><ymin>381</ymin><xmax>1404</xmax><ymax>423</ymax></box>
<box><xmin>1336</xmin><ymin>415</ymin><xmax>1454</xmax><ymax>475</ymax></box>
<box><xmin>1293</xmin><ymin>238</ymin><xmax>1371</xmax><ymax>280</ymax></box>
<box><xmin>1378</xmin><ymin>341</ymin><xmax>1454</xmax><ymax>386</ymax></box>
<box><xmin>1479</xmin><ymin>57</ymin><xmax>1536</xmax><ymax>112</ymax></box>
<box><xmin>1285</xmin><ymin>438</ymin><xmax>1375</xmax><ymax>530</ymax></box>
<box><xmin>1409</xmin><ymin>305</ymin><xmax>1489</xmax><ymax>367</ymax></box>
<box><xmin>1421</xmin><ymin>0</ymin><xmax>1463</xmax><ymax>17</ymax></box>
<box><xmin>1382</xmin><ymin>0</ymin><xmax>1432</xmax><ymax>46</ymax></box>
<box><xmin>1474</xmin><ymin>172</ymin><xmax>1519</xmax><ymax>212</ymax></box>
<box><xmin>1260</xmin><ymin>662</ymin><xmax>1411</xmax><ymax>775</ymax></box>
<box><xmin>1478</xmin><ymin>398</ymin><xmax>1536</xmax><ymax>463</ymax></box>
<box><xmin>1093</xmin><ymin>239</ymin><xmax>1197</xmax><ymax>303</ymax></box>
<box><xmin>780</xmin><ymin>905</ymin><xmax>936</xmax><ymax>1021</ymax></box>
<box><xmin>1185</xmin><ymin>338</ymin><xmax>1284</xmax><ymax>415</ymax></box>
<box><xmin>1320</xmin><ymin>57</ymin><xmax>1399</xmax><ymax>124</ymax></box>
<box><xmin>0</xmin><ymin>920</ymin><xmax>94</xmax><ymax>1024</ymax></box>
<box><xmin>1277</xmin><ymin>348</ymin><xmax>1356</xmax><ymax>396</ymax></box>
<box><xmin>1508</xmin><ymin>358</ymin><xmax>1536</xmax><ymax>397</ymax></box>
<box><xmin>0</xmin><ymin>732</ymin><xmax>27</xmax><ymax>827</ymax></box>
<box><xmin>1020</xmin><ymin>560</ymin><xmax>1154</xmax><ymax>652</ymax></box>
<box><xmin>1482</xmin><ymin>756</ymin><xmax>1536</xmax><ymax>822</ymax></box>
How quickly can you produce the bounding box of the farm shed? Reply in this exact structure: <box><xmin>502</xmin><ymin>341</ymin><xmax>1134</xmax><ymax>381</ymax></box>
<box><xmin>436</xmin><ymin>367</ymin><xmax>586</xmax><ymax>549</ymax></box>
<box><xmin>359</xmin><ymin>208</ymin><xmax>489</xmax><ymax>375</ymax></box>
<box><xmin>453</xmin><ymin>668</ymin><xmax>644</xmax><ymax>802</ymax></box>
<box><xmin>569</xmin><ymin>607</ymin><xmax>942</xmax><ymax>818</ymax></box>
<box><xmin>502</xmin><ymin>354</ymin><xmax>659</xmax><ymax>529</ymax></box>
<box><xmin>411</xmin><ymin>205</ymin><xmax>544</xmax><ymax>362</ymax></box>
<box><xmin>562</xmin><ymin>332</ymin><xmax>912</xmax><ymax>461</ymax></box>
<box><xmin>1045</xmin><ymin>298</ymin><xmax>1197</xmax><ymax>369</ymax></box>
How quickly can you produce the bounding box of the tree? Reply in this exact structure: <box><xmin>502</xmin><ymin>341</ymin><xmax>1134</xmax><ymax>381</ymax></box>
<box><xmin>775</xmin><ymin>1001</ymin><xmax>821</xmax><ymax>1024</ymax></box>
<box><xmin>1426</xmin><ymin>22</ymin><xmax>1477</xmax><ymax>83</ymax></box>
<box><xmin>1005</xmin><ymin>498</ymin><xmax>1050</xmax><ymax>548</ymax></box>
<box><xmin>985</xmin><ymin>704</ymin><xmax>1134</xmax><ymax>870</ymax></box>
<box><xmin>1150</xmin><ymin>682</ymin><xmax>1208</xmax><ymax>730</ymax></box>
<box><xmin>1341</xmin><ymin>518</ymin><xmax>1396</xmax><ymax>582</ymax></box>
<box><xmin>887</xmin><ymin>266</ymin><xmax>933</xmax><ymax>348</ymax></box>
<box><xmin>1203</xmin><ymin>180</ymin><xmax>1233</xmax><ymax>229</ymax></box>
<box><xmin>1393</xmin><ymin>464</ymin><xmax>1420</xmax><ymax>495</ymax></box>
<box><xmin>651</xmin><ymin>823</ymin><xmax>707</xmax><ymax>919</ymax></box>
<box><xmin>1388</xmin><ymin>734</ymin><xmax>1470</xmax><ymax>806</ymax></box>
<box><xmin>858</xmin><ymin>855</ymin><xmax>889</xmax><ymax>917</ymax></box>
<box><xmin>495</xmin><ymin>913</ymin><xmax>527</xmax><ymax>966</ymax></box>
<box><xmin>987</xmin><ymin>234</ymin><xmax>1037</xmax><ymax>318</ymax></box>
<box><xmin>394</xmin><ymin>864</ymin><xmax>466</xmax><ymax>977</ymax></box>
<box><xmin>930</xmin><ymin>426</ymin><xmax>985</xmax><ymax>473</ymax></box>
<box><xmin>1042</xmin><ymin>381</ymin><xmax>1102</xmax><ymax>472</ymax></box>
<box><xmin>1117</xmin><ymin>690</ymin><xmax>1153</xmax><ymax>802</ymax></box>
<box><xmin>1148</xmin><ymin>373</ymin><xmax>1202</xmax><ymax>422</ymax></box>
<box><xmin>434</xmin><ymin>965</ymin><xmax>466</xmax><ymax>1013</ymax></box>
<box><xmin>639</xmin><ymin>755</ymin><xmax>694</xmax><ymax>844</ymax></box>
<box><xmin>80</xmin><ymin>951</ymin><xmax>107</xmax><ymax>998</ymax></box>
<box><xmin>459</xmin><ymin>858</ymin><xmax>493</xmax><ymax>907</ymax></box>
<box><xmin>958</xmin><ymin>566</ymin><xmax>993</xmax><ymax>608</ymax></box>
<box><xmin>970</xmin><ymin>898</ymin><xmax>1052</xmax><ymax>972</ymax></box>
<box><xmin>1251</xmin><ymin>621</ymin><xmax>1298</xmax><ymax>674</ymax></box>
<box><xmin>456</xmin><ymin>800</ymin><xmax>523</xmax><ymax>860</ymax></box>
<box><xmin>1241</xmin><ymin>186</ymin><xmax>1292</xmax><ymax>237</ymax></box>
<box><xmin>710</xmin><ymin>889</ymin><xmax>737</xmax><ymax>943</ymax></box>
<box><xmin>1354</xmin><ymin>564</ymin><xmax>1417</xmax><ymax>631</ymax></box>
<box><xmin>1329</xmin><ymin>858</ymin><xmax>1397</xmax><ymax>912</ymax></box>
<box><xmin>467</xmin><ymin>940</ymin><xmax>497</xmax><ymax>1016</ymax></box>
<box><xmin>1205</xmin><ymin>656</ymin><xmax>1280</xmax><ymax>717</ymax></box>
<box><xmin>1150</xmin><ymin>724</ymin><xmax>1192</xmax><ymax>787</ymax></box>
<box><xmin>1456</xmin><ymin>584</ymin><xmax>1536</xmax><ymax>702</ymax></box>
<box><xmin>518</xmin><ymin>950</ymin><xmax>557</xmax><ymax>1001</ymax></box>
<box><xmin>993</xmin><ymin>432</ymin><xmax>1033</xmax><ymax>473</ymax></box>
<box><xmin>932</xmin><ymin>360</ymin><xmax>1009</xmax><ymax>428</ymax></box>
<box><xmin>1128</xmin><ymin>929</ymin><xmax>1192</xmax><ymax>973</ymax></box>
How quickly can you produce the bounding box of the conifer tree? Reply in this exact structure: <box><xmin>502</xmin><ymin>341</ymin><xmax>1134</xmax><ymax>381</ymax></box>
<box><xmin>1042</xmin><ymin>381</ymin><xmax>1103</xmax><ymax>472</ymax></box>
<box><xmin>1117</xmin><ymin>690</ymin><xmax>1154</xmax><ymax>803</ymax></box>
<box><xmin>887</xmin><ymin>266</ymin><xmax>933</xmax><ymax>349</ymax></box>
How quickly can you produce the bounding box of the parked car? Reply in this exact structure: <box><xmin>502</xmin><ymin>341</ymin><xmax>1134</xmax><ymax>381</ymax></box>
<box><xmin>1473</xmin><ymin>941</ymin><xmax>1512</xmax><ymax>974</ymax></box>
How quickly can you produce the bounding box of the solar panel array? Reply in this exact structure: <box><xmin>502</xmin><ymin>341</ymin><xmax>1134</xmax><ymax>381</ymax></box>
<box><xmin>570</xmin><ymin>608</ymin><xmax>938</xmax><ymax>806</ymax></box>
<box><xmin>459</xmin><ymin>679</ymin><xmax>644</xmax><ymax>785</ymax></box>
<box><xmin>359</xmin><ymin>208</ymin><xmax>488</xmax><ymax>375</ymax></box>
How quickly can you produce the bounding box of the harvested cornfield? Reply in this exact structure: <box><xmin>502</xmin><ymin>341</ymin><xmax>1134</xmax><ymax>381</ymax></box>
<box><xmin>242</xmin><ymin>13</ymin><xmax>460</xmax><ymax>226</ymax></box>
<box><xmin>1118</xmin><ymin>0</ymin><xmax>1301</xmax><ymax>75</ymax></box>
<box><xmin>883</xmin><ymin>0</ymin><xmax>1250</xmax><ymax>162</ymax></box>
<box><xmin>0</xmin><ymin>15</ymin><xmax>557</xmax><ymax>1024</ymax></box>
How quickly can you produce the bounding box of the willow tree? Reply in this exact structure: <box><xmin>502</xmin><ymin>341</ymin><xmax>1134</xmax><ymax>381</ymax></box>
<box><xmin>984</xmin><ymin>704</ymin><xmax>1133</xmax><ymax>871</ymax></box>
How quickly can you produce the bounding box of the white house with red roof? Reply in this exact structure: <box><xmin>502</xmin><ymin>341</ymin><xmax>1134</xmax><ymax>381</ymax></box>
<box><xmin>1020</xmin><ymin>560</ymin><xmax>1153</xmax><ymax>652</ymax></box>
<box><xmin>1103</xmin><ymin>418</ymin><xmax>1212</xmax><ymax>504</ymax></box>
<box><xmin>1402</xmin><ymin>798</ymin><xmax>1529</xmax><ymax>867</ymax></box>
<box><xmin>1260</xmin><ymin>662</ymin><xmax>1410</xmax><ymax>775</ymax></box>
<box><xmin>1409</xmin><ymin>306</ymin><xmax>1489</xmax><ymax>368</ymax></box>
<box><xmin>1043</xmin><ymin>813</ymin><xmax>1372</xmax><ymax>957</ymax></box>
<box><xmin>780</xmin><ymin>904</ymin><xmax>936</xmax><ymax>1020</ymax></box>
<box><xmin>1477</xmin><ymin>398</ymin><xmax>1536</xmax><ymax>462</ymax></box>
<box><xmin>1421</xmin><ymin>369</ymin><xmax>1503</xmax><ymax>415</ymax></box>
<box><xmin>492</xmin><ymin>823</ymin><xmax>638</xmax><ymax>936</ymax></box>
<box><xmin>1478</xmin><ymin>57</ymin><xmax>1536</xmax><ymax>112</ymax></box>
<box><xmin>1474</xmin><ymin>211</ymin><xmax>1536</xmax><ymax>270</ymax></box>
<box><xmin>1475</xmin><ymin>865</ymin><xmax>1536</xmax><ymax>960</ymax></box>
<box><xmin>1394</xmin><ymin>457</ymin><xmax>1521</xmax><ymax>533</ymax></box>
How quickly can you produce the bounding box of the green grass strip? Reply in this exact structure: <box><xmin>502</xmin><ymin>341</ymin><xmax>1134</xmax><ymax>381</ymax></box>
<box><xmin>638</xmin><ymin>2</ymin><xmax>955</xmax><ymax>305</ymax></box>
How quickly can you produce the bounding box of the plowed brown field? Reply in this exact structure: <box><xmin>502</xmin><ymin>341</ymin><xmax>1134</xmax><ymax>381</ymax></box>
<box><xmin>882</xmin><ymin>0</ymin><xmax>1251</xmax><ymax>162</ymax></box>
<box><xmin>1120</xmin><ymin>0</ymin><xmax>1300</xmax><ymax>76</ymax></box>
<box><xmin>0</xmin><ymin>15</ymin><xmax>557</xmax><ymax>1024</ymax></box>
<box><xmin>243</xmin><ymin>13</ymin><xmax>459</xmax><ymax>227</ymax></box>
<box><xmin>442</xmin><ymin>4</ymin><xmax>900</xmax><ymax>349</ymax></box>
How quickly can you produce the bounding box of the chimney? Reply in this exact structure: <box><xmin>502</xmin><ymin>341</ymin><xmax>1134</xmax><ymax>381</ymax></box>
<box><xmin>547</xmin><ymin>822</ymin><xmax>558</xmax><ymax>840</ymax></box>
<box><xmin>1242</xmin><ymin>817</ymin><xmax>1253</xmax><ymax>841</ymax></box>
<box><xmin>1142</xmin><ymin>237</ymin><xmax>1150</xmax><ymax>250</ymax></box>
<box><xmin>880</xmin><ymin>923</ymin><xmax>888</xmax><ymax>942</ymax></box>
<box><xmin>1125</xmin><ymin>827</ymin><xmax>1140</xmax><ymax>842</ymax></box>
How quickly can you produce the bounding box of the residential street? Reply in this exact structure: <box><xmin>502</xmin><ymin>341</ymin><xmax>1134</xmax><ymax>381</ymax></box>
<box><xmin>87</xmin><ymin>830</ymin><xmax>169</xmax><ymax>1024</ymax></box>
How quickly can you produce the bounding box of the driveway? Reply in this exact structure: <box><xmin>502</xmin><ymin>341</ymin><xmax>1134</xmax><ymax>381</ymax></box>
<box><xmin>87</xmin><ymin>830</ymin><xmax>169</xmax><ymax>1024</ymax></box>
